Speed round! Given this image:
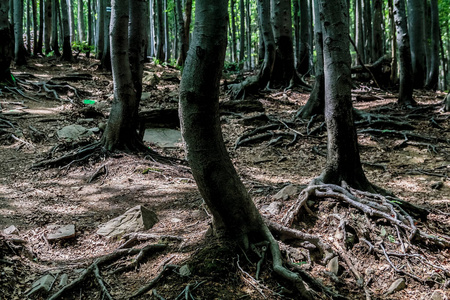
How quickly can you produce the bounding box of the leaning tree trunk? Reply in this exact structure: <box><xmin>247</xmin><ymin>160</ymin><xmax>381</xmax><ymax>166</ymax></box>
<box><xmin>101</xmin><ymin>0</ymin><xmax>146</xmax><ymax>151</ymax></box>
<box><xmin>179</xmin><ymin>0</ymin><xmax>312</xmax><ymax>297</ymax></box>
<box><xmin>407</xmin><ymin>0</ymin><xmax>426</xmax><ymax>89</ymax></box>
<box><xmin>424</xmin><ymin>0</ymin><xmax>439</xmax><ymax>90</ymax></box>
<box><xmin>393</xmin><ymin>0</ymin><xmax>415</xmax><ymax>107</ymax></box>
<box><xmin>0</xmin><ymin>0</ymin><xmax>14</xmax><ymax>84</ymax></box>
<box><xmin>318</xmin><ymin>0</ymin><xmax>375</xmax><ymax>192</ymax></box>
<box><xmin>14</xmin><ymin>0</ymin><xmax>27</xmax><ymax>65</ymax></box>
<box><xmin>295</xmin><ymin>0</ymin><xmax>324</xmax><ymax>119</ymax></box>
<box><xmin>60</xmin><ymin>0</ymin><xmax>73</xmax><ymax>61</ymax></box>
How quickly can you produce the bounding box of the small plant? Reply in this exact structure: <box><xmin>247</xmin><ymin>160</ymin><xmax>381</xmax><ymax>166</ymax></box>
<box><xmin>71</xmin><ymin>41</ymin><xmax>94</xmax><ymax>54</ymax></box>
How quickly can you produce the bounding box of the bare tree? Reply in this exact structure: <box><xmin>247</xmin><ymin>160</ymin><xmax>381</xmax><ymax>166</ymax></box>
<box><xmin>14</xmin><ymin>0</ymin><xmax>27</xmax><ymax>64</ymax></box>
<box><xmin>0</xmin><ymin>0</ymin><xmax>13</xmax><ymax>84</ymax></box>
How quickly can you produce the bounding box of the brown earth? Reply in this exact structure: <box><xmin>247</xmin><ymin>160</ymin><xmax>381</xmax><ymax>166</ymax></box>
<box><xmin>0</xmin><ymin>56</ymin><xmax>449</xmax><ymax>300</ymax></box>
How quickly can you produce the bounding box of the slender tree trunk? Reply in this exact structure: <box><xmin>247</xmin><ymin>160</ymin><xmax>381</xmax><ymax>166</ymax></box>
<box><xmin>355</xmin><ymin>0</ymin><xmax>364</xmax><ymax>64</ymax></box>
<box><xmin>44</xmin><ymin>0</ymin><xmax>52</xmax><ymax>54</ymax></box>
<box><xmin>175</xmin><ymin>0</ymin><xmax>186</xmax><ymax>65</ymax></box>
<box><xmin>388</xmin><ymin>0</ymin><xmax>397</xmax><ymax>84</ymax></box>
<box><xmin>245</xmin><ymin>0</ymin><xmax>251</xmax><ymax>69</ymax></box>
<box><xmin>239</xmin><ymin>0</ymin><xmax>245</xmax><ymax>67</ymax></box>
<box><xmin>148</xmin><ymin>0</ymin><xmax>154</xmax><ymax>57</ymax></box>
<box><xmin>394</xmin><ymin>0</ymin><xmax>415</xmax><ymax>106</ymax></box>
<box><xmin>155</xmin><ymin>0</ymin><xmax>165</xmax><ymax>62</ymax></box>
<box><xmin>363</xmin><ymin>0</ymin><xmax>371</xmax><ymax>63</ymax></box>
<box><xmin>60</xmin><ymin>0</ymin><xmax>73</xmax><ymax>60</ymax></box>
<box><xmin>293</xmin><ymin>0</ymin><xmax>300</xmax><ymax>72</ymax></box>
<box><xmin>31</xmin><ymin>0</ymin><xmax>38</xmax><ymax>55</ymax></box>
<box><xmin>26</xmin><ymin>0</ymin><xmax>31</xmax><ymax>52</ymax></box>
<box><xmin>163</xmin><ymin>0</ymin><xmax>169</xmax><ymax>62</ymax></box>
<box><xmin>14</xmin><ymin>0</ymin><xmax>27</xmax><ymax>64</ymax></box>
<box><xmin>408</xmin><ymin>0</ymin><xmax>426</xmax><ymax>88</ymax></box>
<box><xmin>87</xmin><ymin>0</ymin><xmax>92</xmax><ymax>45</ymax></box>
<box><xmin>296</xmin><ymin>0</ymin><xmax>324</xmax><ymax>119</ymax></box>
<box><xmin>36</xmin><ymin>0</ymin><xmax>43</xmax><ymax>54</ymax></box>
<box><xmin>100</xmin><ymin>0</ymin><xmax>111</xmax><ymax>69</ymax></box>
<box><xmin>183</xmin><ymin>0</ymin><xmax>192</xmax><ymax>59</ymax></box>
<box><xmin>371</xmin><ymin>0</ymin><xmax>383</xmax><ymax>61</ymax></box>
<box><xmin>67</xmin><ymin>0</ymin><xmax>75</xmax><ymax>42</ymax></box>
<box><xmin>230</xmin><ymin>0</ymin><xmax>237</xmax><ymax>62</ymax></box>
<box><xmin>51</xmin><ymin>0</ymin><xmax>60</xmax><ymax>56</ymax></box>
<box><xmin>318</xmin><ymin>0</ymin><xmax>375</xmax><ymax>191</ymax></box>
<box><xmin>78</xmin><ymin>0</ymin><xmax>86</xmax><ymax>41</ymax></box>
<box><xmin>0</xmin><ymin>0</ymin><xmax>14</xmax><ymax>84</ymax></box>
<box><xmin>129</xmin><ymin>0</ymin><xmax>147</xmax><ymax>102</ymax></box>
<box><xmin>424</xmin><ymin>0</ymin><xmax>439</xmax><ymax>90</ymax></box>
<box><xmin>298</xmin><ymin>0</ymin><xmax>311</xmax><ymax>75</ymax></box>
<box><xmin>96</xmin><ymin>0</ymin><xmax>105</xmax><ymax>59</ymax></box>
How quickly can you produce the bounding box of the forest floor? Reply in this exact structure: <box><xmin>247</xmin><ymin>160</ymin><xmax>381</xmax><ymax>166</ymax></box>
<box><xmin>0</xmin><ymin>56</ymin><xmax>449</xmax><ymax>300</ymax></box>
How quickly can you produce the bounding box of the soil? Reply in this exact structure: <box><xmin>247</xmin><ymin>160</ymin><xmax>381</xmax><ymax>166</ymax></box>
<box><xmin>1</xmin><ymin>56</ymin><xmax>449</xmax><ymax>300</ymax></box>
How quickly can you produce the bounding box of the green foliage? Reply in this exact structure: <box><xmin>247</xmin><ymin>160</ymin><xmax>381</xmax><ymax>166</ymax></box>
<box><xmin>46</xmin><ymin>51</ymin><xmax>55</xmax><ymax>57</ymax></box>
<box><xmin>71</xmin><ymin>41</ymin><xmax>94</xmax><ymax>54</ymax></box>
<box><xmin>223</xmin><ymin>60</ymin><xmax>242</xmax><ymax>73</ymax></box>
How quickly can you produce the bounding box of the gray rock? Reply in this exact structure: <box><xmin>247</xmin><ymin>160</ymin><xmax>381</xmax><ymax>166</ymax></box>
<box><xmin>327</xmin><ymin>256</ymin><xmax>339</xmax><ymax>275</ymax></box>
<box><xmin>431</xmin><ymin>290</ymin><xmax>445</xmax><ymax>300</ymax></box>
<box><xmin>26</xmin><ymin>274</ymin><xmax>55</xmax><ymax>296</ymax></box>
<box><xmin>76</xmin><ymin>118</ymin><xmax>94</xmax><ymax>124</ymax></box>
<box><xmin>57</xmin><ymin>124</ymin><xmax>93</xmax><ymax>140</ymax></box>
<box><xmin>143</xmin><ymin>128</ymin><xmax>182</xmax><ymax>148</ymax></box>
<box><xmin>141</xmin><ymin>92</ymin><xmax>152</xmax><ymax>101</ymax></box>
<box><xmin>385</xmin><ymin>278</ymin><xmax>406</xmax><ymax>295</ymax></box>
<box><xmin>3</xmin><ymin>225</ymin><xmax>19</xmax><ymax>235</ymax></box>
<box><xmin>263</xmin><ymin>202</ymin><xmax>282</xmax><ymax>215</ymax></box>
<box><xmin>59</xmin><ymin>274</ymin><xmax>69</xmax><ymax>287</ymax></box>
<box><xmin>46</xmin><ymin>225</ymin><xmax>76</xmax><ymax>241</ymax></box>
<box><xmin>179</xmin><ymin>265</ymin><xmax>191</xmax><ymax>277</ymax></box>
<box><xmin>273</xmin><ymin>185</ymin><xmax>298</xmax><ymax>201</ymax></box>
<box><xmin>97</xmin><ymin>205</ymin><xmax>158</xmax><ymax>239</ymax></box>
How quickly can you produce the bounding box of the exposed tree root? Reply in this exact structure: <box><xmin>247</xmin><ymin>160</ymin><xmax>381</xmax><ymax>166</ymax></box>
<box><xmin>284</xmin><ymin>181</ymin><xmax>449</xmax><ymax>249</ymax></box>
<box><xmin>129</xmin><ymin>264</ymin><xmax>178</xmax><ymax>299</ymax></box>
<box><xmin>47</xmin><ymin>244</ymin><xmax>167</xmax><ymax>300</ymax></box>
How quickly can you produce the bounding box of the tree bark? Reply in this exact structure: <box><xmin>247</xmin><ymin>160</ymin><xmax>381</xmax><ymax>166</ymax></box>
<box><xmin>14</xmin><ymin>0</ymin><xmax>27</xmax><ymax>64</ymax></box>
<box><xmin>355</xmin><ymin>0</ymin><xmax>364</xmax><ymax>64</ymax></box>
<box><xmin>102</xmin><ymin>0</ymin><xmax>145</xmax><ymax>151</ymax></box>
<box><xmin>388</xmin><ymin>0</ymin><xmax>397</xmax><ymax>84</ymax></box>
<box><xmin>174</xmin><ymin>0</ymin><xmax>186</xmax><ymax>66</ymax></box>
<box><xmin>51</xmin><ymin>0</ymin><xmax>61</xmax><ymax>56</ymax></box>
<box><xmin>407</xmin><ymin>0</ymin><xmax>426</xmax><ymax>88</ymax></box>
<box><xmin>60</xmin><ymin>0</ymin><xmax>73</xmax><ymax>61</ymax></box>
<box><xmin>26</xmin><ymin>0</ymin><xmax>31</xmax><ymax>52</ymax></box>
<box><xmin>31</xmin><ymin>0</ymin><xmax>38</xmax><ymax>55</ymax></box>
<box><xmin>318</xmin><ymin>0</ymin><xmax>374</xmax><ymax>191</ymax></box>
<box><xmin>424</xmin><ymin>0</ymin><xmax>439</xmax><ymax>90</ymax></box>
<box><xmin>87</xmin><ymin>0</ymin><xmax>93</xmax><ymax>45</ymax></box>
<box><xmin>371</xmin><ymin>0</ymin><xmax>383</xmax><ymax>62</ymax></box>
<box><xmin>0</xmin><ymin>0</ymin><xmax>13</xmax><ymax>84</ymax></box>
<box><xmin>155</xmin><ymin>0</ymin><xmax>165</xmax><ymax>62</ymax></box>
<box><xmin>129</xmin><ymin>0</ymin><xmax>147</xmax><ymax>102</ymax></box>
<box><xmin>296</xmin><ymin>0</ymin><xmax>324</xmax><ymax>119</ymax></box>
<box><xmin>78</xmin><ymin>0</ymin><xmax>86</xmax><ymax>41</ymax></box>
<box><xmin>44</xmin><ymin>0</ymin><xmax>52</xmax><ymax>54</ymax></box>
<box><xmin>35</xmin><ymin>0</ymin><xmax>43</xmax><ymax>54</ymax></box>
<box><xmin>394</xmin><ymin>0</ymin><xmax>415</xmax><ymax>106</ymax></box>
<box><xmin>363</xmin><ymin>0</ymin><xmax>371</xmax><ymax>63</ymax></box>
<box><xmin>100</xmin><ymin>0</ymin><xmax>111</xmax><ymax>70</ymax></box>
<box><xmin>68</xmin><ymin>0</ymin><xmax>75</xmax><ymax>42</ymax></box>
<box><xmin>298</xmin><ymin>0</ymin><xmax>311</xmax><ymax>75</ymax></box>
<box><xmin>96</xmin><ymin>0</ymin><xmax>105</xmax><ymax>59</ymax></box>
<box><xmin>230</xmin><ymin>0</ymin><xmax>237</xmax><ymax>62</ymax></box>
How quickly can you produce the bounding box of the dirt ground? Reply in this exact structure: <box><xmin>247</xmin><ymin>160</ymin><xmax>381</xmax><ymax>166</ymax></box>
<box><xmin>1</xmin><ymin>56</ymin><xmax>449</xmax><ymax>300</ymax></box>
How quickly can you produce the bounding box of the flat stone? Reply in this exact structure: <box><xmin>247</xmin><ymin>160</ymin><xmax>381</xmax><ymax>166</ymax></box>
<box><xmin>97</xmin><ymin>205</ymin><xmax>158</xmax><ymax>239</ymax></box>
<box><xmin>57</xmin><ymin>124</ymin><xmax>93</xmax><ymax>140</ymax></box>
<box><xmin>431</xmin><ymin>290</ymin><xmax>445</xmax><ymax>300</ymax></box>
<box><xmin>263</xmin><ymin>201</ymin><xmax>282</xmax><ymax>215</ymax></box>
<box><xmin>47</xmin><ymin>225</ymin><xmax>76</xmax><ymax>241</ymax></box>
<box><xmin>3</xmin><ymin>225</ymin><xmax>19</xmax><ymax>235</ymax></box>
<box><xmin>327</xmin><ymin>256</ymin><xmax>339</xmax><ymax>275</ymax></box>
<box><xmin>385</xmin><ymin>278</ymin><xmax>406</xmax><ymax>295</ymax></box>
<box><xmin>26</xmin><ymin>274</ymin><xmax>54</xmax><ymax>296</ymax></box>
<box><xmin>143</xmin><ymin>128</ymin><xmax>182</xmax><ymax>148</ymax></box>
<box><xmin>273</xmin><ymin>185</ymin><xmax>298</xmax><ymax>201</ymax></box>
<box><xmin>59</xmin><ymin>274</ymin><xmax>69</xmax><ymax>287</ymax></box>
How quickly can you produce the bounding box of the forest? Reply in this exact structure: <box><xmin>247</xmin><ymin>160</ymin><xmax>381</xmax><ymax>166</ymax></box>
<box><xmin>0</xmin><ymin>0</ymin><xmax>450</xmax><ymax>299</ymax></box>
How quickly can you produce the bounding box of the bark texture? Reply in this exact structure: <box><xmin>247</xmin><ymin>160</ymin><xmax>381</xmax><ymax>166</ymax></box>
<box><xmin>407</xmin><ymin>0</ymin><xmax>426</xmax><ymax>88</ymax></box>
<box><xmin>394</xmin><ymin>0</ymin><xmax>415</xmax><ymax>106</ymax></box>
<box><xmin>14</xmin><ymin>0</ymin><xmax>27</xmax><ymax>64</ymax></box>
<box><xmin>319</xmin><ymin>0</ymin><xmax>374</xmax><ymax>191</ymax></box>
<box><xmin>0</xmin><ymin>0</ymin><xmax>13</xmax><ymax>84</ymax></box>
<box><xmin>424</xmin><ymin>0</ymin><xmax>439</xmax><ymax>90</ymax></box>
<box><xmin>78</xmin><ymin>0</ymin><xmax>86</xmax><ymax>41</ymax></box>
<box><xmin>44</xmin><ymin>0</ymin><xmax>52</xmax><ymax>54</ymax></box>
<box><xmin>60</xmin><ymin>0</ymin><xmax>73</xmax><ymax>61</ymax></box>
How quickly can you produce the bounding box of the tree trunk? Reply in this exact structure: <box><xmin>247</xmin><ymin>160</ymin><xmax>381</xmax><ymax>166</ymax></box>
<box><xmin>296</xmin><ymin>0</ymin><xmax>324</xmax><ymax>119</ymax></box>
<box><xmin>67</xmin><ymin>0</ymin><xmax>75</xmax><ymax>42</ymax></box>
<box><xmin>163</xmin><ymin>0</ymin><xmax>169</xmax><ymax>62</ymax></box>
<box><xmin>0</xmin><ymin>0</ymin><xmax>14</xmax><ymax>84</ymax></box>
<box><xmin>44</xmin><ymin>0</ymin><xmax>52</xmax><ymax>54</ymax></box>
<box><xmin>318</xmin><ymin>0</ymin><xmax>374</xmax><ymax>191</ymax></box>
<box><xmin>298</xmin><ymin>0</ymin><xmax>311</xmax><ymax>75</ymax></box>
<box><xmin>36</xmin><ymin>0</ymin><xmax>43</xmax><ymax>54</ymax></box>
<box><xmin>355</xmin><ymin>0</ymin><xmax>364</xmax><ymax>64</ymax></box>
<box><xmin>14</xmin><ymin>0</ymin><xmax>27</xmax><ymax>64</ymax></box>
<box><xmin>100</xmin><ymin>0</ymin><xmax>111</xmax><ymax>69</ymax></box>
<box><xmin>245</xmin><ymin>0</ymin><xmax>251</xmax><ymax>69</ymax></box>
<box><xmin>87</xmin><ymin>0</ymin><xmax>93</xmax><ymax>45</ymax></box>
<box><xmin>148</xmin><ymin>0</ymin><xmax>155</xmax><ymax>57</ymax></box>
<box><xmin>129</xmin><ymin>0</ymin><xmax>147</xmax><ymax>102</ymax></box>
<box><xmin>51</xmin><ymin>0</ymin><xmax>60</xmax><ymax>56</ymax></box>
<box><xmin>96</xmin><ymin>0</ymin><xmax>105</xmax><ymax>59</ymax></box>
<box><xmin>388</xmin><ymin>0</ymin><xmax>397</xmax><ymax>84</ymax></box>
<box><xmin>239</xmin><ymin>0</ymin><xmax>245</xmax><ymax>68</ymax></box>
<box><xmin>60</xmin><ymin>0</ymin><xmax>73</xmax><ymax>61</ymax></box>
<box><xmin>179</xmin><ymin>1</ymin><xmax>312</xmax><ymax>297</ymax></box>
<box><xmin>407</xmin><ymin>0</ymin><xmax>426</xmax><ymax>88</ymax></box>
<box><xmin>31</xmin><ymin>0</ymin><xmax>38</xmax><ymax>55</ymax></box>
<box><xmin>155</xmin><ymin>0</ymin><xmax>165</xmax><ymax>62</ymax></box>
<box><xmin>230</xmin><ymin>0</ymin><xmax>237</xmax><ymax>62</ymax></box>
<box><xmin>293</xmin><ymin>0</ymin><xmax>300</xmax><ymax>72</ymax></box>
<box><xmin>102</xmin><ymin>0</ymin><xmax>145</xmax><ymax>151</ymax></box>
<box><xmin>78</xmin><ymin>0</ymin><xmax>86</xmax><ymax>41</ymax></box>
<box><xmin>394</xmin><ymin>0</ymin><xmax>415</xmax><ymax>106</ymax></box>
<box><xmin>174</xmin><ymin>0</ymin><xmax>186</xmax><ymax>66</ymax></box>
<box><xmin>371</xmin><ymin>0</ymin><xmax>383</xmax><ymax>62</ymax></box>
<box><xmin>26</xmin><ymin>0</ymin><xmax>31</xmax><ymax>52</ymax></box>
<box><xmin>424</xmin><ymin>0</ymin><xmax>439</xmax><ymax>90</ymax></box>
<box><xmin>363</xmin><ymin>0</ymin><xmax>371</xmax><ymax>63</ymax></box>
